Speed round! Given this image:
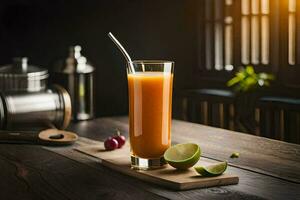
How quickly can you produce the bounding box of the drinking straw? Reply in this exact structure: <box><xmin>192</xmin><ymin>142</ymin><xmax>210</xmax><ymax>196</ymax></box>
<box><xmin>108</xmin><ymin>32</ymin><xmax>135</xmax><ymax>73</ymax></box>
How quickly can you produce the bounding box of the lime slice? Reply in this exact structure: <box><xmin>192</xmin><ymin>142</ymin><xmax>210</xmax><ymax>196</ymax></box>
<box><xmin>164</xmin><ymin>143</ymin><xmax>201</xmax><ymax>170</ymax></box>
<box><xmin>194</xmin><ymin>161</ymin><xmax>227</xmax><ymax>177</ymax></box>
<box><xmin>230</xmin><ymin>152</ymin><xmax>240</xmax><ymax>158</ymax></box>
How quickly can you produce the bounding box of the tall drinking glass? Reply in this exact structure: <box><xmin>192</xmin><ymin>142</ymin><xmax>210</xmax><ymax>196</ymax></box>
<box><xmin>127</xmin><ymin>60</ymin><xmax>174</xmax><ymax>170</ymax></box>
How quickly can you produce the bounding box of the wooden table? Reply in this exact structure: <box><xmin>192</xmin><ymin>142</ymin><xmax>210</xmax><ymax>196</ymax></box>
<box><xmin>0</xmin><ymin>116</ymin><xmax>299</xmax><ymax>200</ymax></box>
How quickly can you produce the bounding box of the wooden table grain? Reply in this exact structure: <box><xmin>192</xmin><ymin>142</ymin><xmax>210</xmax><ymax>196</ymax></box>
<box><xmin>0</xmin><ymin>116</ymin><xmax>299</xmax><ymax>200</ymax></box>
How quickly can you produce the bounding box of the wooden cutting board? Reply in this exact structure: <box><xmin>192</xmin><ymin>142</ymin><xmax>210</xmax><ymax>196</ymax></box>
<box><xmin>75</xmin><ymin>142</ymin><xmax>239</xmax><ymax>190</ymax></box>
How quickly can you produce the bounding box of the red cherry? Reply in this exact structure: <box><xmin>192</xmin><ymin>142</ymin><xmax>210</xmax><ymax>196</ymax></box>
<box><xmin>114</xmin><ymin>135</ymin><xmax>126</xmax><ymax>148</ymax></box>
<box><xmin>113</xmin><ymin>129</ymin><xmax>126</xmax><ymax>148</ymax></box>
<box><xmin>104</xmin><ymin>137</ymin><xmax>119</xmax><ymax>150</ymax></box>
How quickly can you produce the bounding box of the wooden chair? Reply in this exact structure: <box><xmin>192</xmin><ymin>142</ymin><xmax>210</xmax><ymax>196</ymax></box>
<box><xmin>173</xmin><ymin>89</ymin><xmax>235</xmax><ymax>130</ymax></box>
<box><xmin>257</xmin><ymin>96</ymin><xmax>300</xmax><ymax>144</ymax></box>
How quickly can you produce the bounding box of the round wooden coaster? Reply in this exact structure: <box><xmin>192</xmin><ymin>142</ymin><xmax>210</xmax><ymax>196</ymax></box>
<box><xmin>38</xmin><ymin>129</ymin><xmax>78</xmax><ymax>145</ymax></box>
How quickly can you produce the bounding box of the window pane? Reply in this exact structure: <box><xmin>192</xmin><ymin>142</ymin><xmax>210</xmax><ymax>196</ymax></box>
<box><xmin>289</xmin><ymin>0</ymin><xmax>296</xmax><ymax>12</ymax></box>
<box><xmin>251</xmin><ymin>0</ymin><xmax>260</xmax><ymax>15</ymax></box>
<box><xmin>205</xmin><ymin>0</ymin><xmax>212</xmax><ymax>20</ymax></box>
<box><xmin>251</xmin><ymin>16</ymin><xmax>260</xmax><ymax>64</ymax></box>
<box><xmin>242</xmin><ymin>16</ymin><xmax>250</xmax><ymax>64</ymax></box>
<box><xmin>242</xmin><ymin>0</ymin><xmax>250</xmax><ymax>15</ymax></box>
<box><xmin>288</xmin><ymin>13</ymin><xmax>296</xmax><ymax>65</ymax></box>
<box><xmin>261</xmin><ymin>0</ymin><xmax>269</xmax><ymax>14</ymax></box>
<box><xmin>226</xmin><ymin>0</ymin><xmax>233</xmax><ymax>6</ymax></box>
<box><xmin>261</xmin><ymin>16</ymin><xmax>269</xmax><ymax>64</ymax></box>
<box><xmin>215</xmin><ymin>0</ymin><xmax>223</xmax><ymax>20</ymax></box>
<box><xmin>205</xmin><ymin>23</ymin><xmax>213</xmax><ymax>70</ymax></box>
<box><xmin>215</xmin><ymin>23</ymin><xmax>223</xmax><ymax>70</ymax></box>
<box><xmin>225</xmin><ymin>22</ymin><xmax>233</xmax><ymax>69</ymax></box>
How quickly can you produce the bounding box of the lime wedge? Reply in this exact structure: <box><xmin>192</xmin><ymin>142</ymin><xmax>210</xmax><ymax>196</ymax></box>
<box><xmin>230</xmin><ymin>152</ymin><xmax>240</xmax><ymax>158</ymax></box>
<box><xmin>164</xmin><ymin>143</ymin><xmax>201</xmax><ymax>170</ymax></box>
<box><xmin>194</xmin><ymin>161</ymin><xmax>228</xmax><ymax>177</ymax></box>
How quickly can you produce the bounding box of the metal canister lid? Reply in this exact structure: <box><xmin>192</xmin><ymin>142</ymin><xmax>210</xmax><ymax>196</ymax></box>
<box><xmin>55</xmin><ymin>45</ymin><xmax>94</xmax><ymax>74</ymax></box>
<box><xmin>0</xmin><ymin>57</ymin><xmax>49</xmax><ymax>92</ymax></box>
<box><xmin>53</xmin><ymin>45</ymin><xmax>94</xmax><ymax>121</ymax></box>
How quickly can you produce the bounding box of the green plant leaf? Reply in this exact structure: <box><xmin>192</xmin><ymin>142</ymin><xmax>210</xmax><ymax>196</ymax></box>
<box><xmin>258</xmin><ymin>73</ymin><xmax>267</xmax><ymax>79</ymax></box>
<box><xmin>259</xmin><ymin>73</ymin><xmax>275</xmax><ymax>81</ymax></box>
<box><xmin>266</xmin><ymin>74</ymin><xmax>275</xmax><ymax>80</ymax></box>
<box><xmin>264</xmin><ymin>81</ymin><xmax>270</xmax><ymax>86</ymax></box>
<box><xmin>236</xmin><ymin>71</ymin><xmax>246</xmax><ymax>79</ymax></box>
<box><xmin>227</xmin><ymin>65</ymin><xmax>274</xmax><ymax>92</ymax></box>
<box><xmin>258</xmin><ymin>79</ymin><xmax>264</xmax><ymax>86</ymax></box>
<box><xmin>227</xmin><ymin>77</ymin><xmax>241</xmax><ymax>87</ymax></box>
<box><xmin>245</xmin><ymin>66</ymin><xmax>255</xmax><ymax>75</ymax></box>
<box><xmin>246</xmin><ymin>77</ymin><xmax>256</xmax><ymax>85</ymax></box>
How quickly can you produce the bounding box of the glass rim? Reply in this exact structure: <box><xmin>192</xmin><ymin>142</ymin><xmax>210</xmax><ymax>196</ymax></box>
<box><xmin>128</xmin><ymin>60</ymin><xmax>174</xmax><ymax>64</ymax></box>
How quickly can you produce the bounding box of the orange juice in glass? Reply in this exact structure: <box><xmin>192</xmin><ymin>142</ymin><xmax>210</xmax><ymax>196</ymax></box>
<box><xmin>127</xmin><ymin>60</ymin><xmax>174</xmax><ymax>169</ymax></box>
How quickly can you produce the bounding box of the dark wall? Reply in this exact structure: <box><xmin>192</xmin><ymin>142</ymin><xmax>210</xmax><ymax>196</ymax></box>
<box><xmin>0</xmin><ymin>0</ymin><xmax>198</xmax><ymax>117</ymax></box>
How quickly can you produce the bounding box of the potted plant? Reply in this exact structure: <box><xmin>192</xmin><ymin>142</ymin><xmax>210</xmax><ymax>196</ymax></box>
<box><xmin>227</xmin><ymin>66</ymin><xmax>274</xmax><ymax>133</ymax></box>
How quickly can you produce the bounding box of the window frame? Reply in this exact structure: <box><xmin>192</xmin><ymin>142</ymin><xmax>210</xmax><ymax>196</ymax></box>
<box><xmin>195</xmin><ymin>0</ymin><xmax>300</xmax><ymax>90</ymax></box>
